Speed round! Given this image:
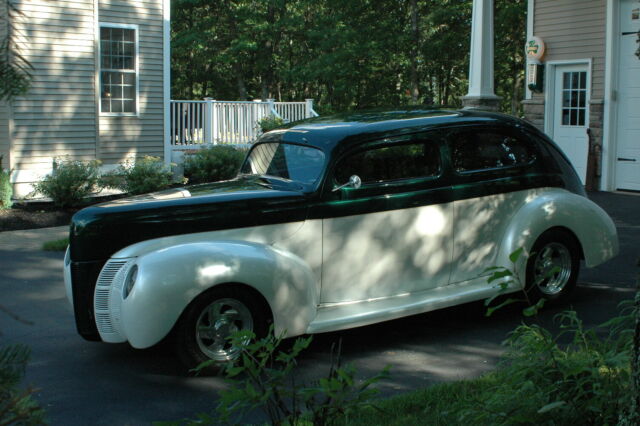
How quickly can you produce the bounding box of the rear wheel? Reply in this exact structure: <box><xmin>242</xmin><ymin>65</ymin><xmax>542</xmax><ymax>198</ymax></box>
<box><xmin>174</xmin><ymin>286</ymin><xmax>270</xmax><ymax>373</ymax></box>
<box><xmin>526</xmin><ymin>229</ymin><xmax>580</xmax><ymax>303</ymax></box>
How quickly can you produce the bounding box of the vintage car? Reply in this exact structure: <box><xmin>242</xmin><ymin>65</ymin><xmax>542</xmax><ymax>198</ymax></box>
<box><xmin>64</xmin><ymin>109</ymin><xmax>618</xmax><ymax>368</ymax></box>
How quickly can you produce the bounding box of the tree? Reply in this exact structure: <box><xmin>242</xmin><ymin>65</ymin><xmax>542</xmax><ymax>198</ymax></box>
<box><xmin>170</xmin><ymin>0</ymin><xmax>526</xmax><ymax>114</ymax></box>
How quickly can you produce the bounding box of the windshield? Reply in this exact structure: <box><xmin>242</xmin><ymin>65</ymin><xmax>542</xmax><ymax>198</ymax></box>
<box><xmin>240</xmin><ymin>142</ymin><xmax>326</xmax><ymax>186</ymax></box>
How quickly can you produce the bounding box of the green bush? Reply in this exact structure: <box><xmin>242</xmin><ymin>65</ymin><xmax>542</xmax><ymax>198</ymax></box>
<box><xmin>0</xmin><ymin>155</ymin><xmax>12</xmax><ymax>209</ymax></box>
<box><xmin>258</xmin><ymin>115</ymin><xmax>285</xmax><ymax>133</ymax></box>
<box><xmin>183</xmin><ymin>146</ymin><xmax>244</xmax><ymax>184</ymax></box>
<box><xmin>32</xmin><ymin>158</ymin><xmax>100</xmax><ymax>208</ymax></box>
<box><xmin>100</xmin><ymin>156</ymin><xmax>174</xmax><ymax>195</ymax></box>
<box><xmin>161</xmin><ymin>330</ymin><xmax>389</xmax><ymax>425</ymax></box>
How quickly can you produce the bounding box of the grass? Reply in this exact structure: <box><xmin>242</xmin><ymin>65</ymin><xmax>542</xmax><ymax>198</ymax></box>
<box><xmin>42</xmin><ymin>237</ymin><xmax>68</xmax><ymax>252</ymax></box>
<box><xmin>335</xmin><ymin>375</ymin><xmax>497</xmax><ymax>426</ymax></box>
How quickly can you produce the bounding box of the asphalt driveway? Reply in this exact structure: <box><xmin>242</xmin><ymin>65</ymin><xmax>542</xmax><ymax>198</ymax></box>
<box><xmin>0</xmin><ymin>191</ymin><xmax>637</xmax><ymax>425</ymax></box>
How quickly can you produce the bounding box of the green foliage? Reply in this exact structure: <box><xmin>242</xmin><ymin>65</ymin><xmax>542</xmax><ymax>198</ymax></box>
<box><xmin>0</xmin><ymin>154</ymin><xmax>12</xmax><ymax>209</ymax></box>
<box><xmin>258</xmin><ymin>115</ymin><xmax>284</xmax><ymax>133</ymax></box>
<box><xmin>164</xmin><ymin>330</ymin><xmax>389</xmax><ymax>425</ymax></box>
<box><xmin>171</xmin><ymin>0</ymin><xmax>525</xmax><ymax>114</ymax></box>
<box><xmin>42</xmin><ymin>237</ymin><xmax>69</xmax><ymax>252</ymax></box>
<box><xmin>0</xmin><ymin>344</ymin><xmax>45</xmax><ymax>425</ymax></box>
<box><xmin>100</xmin><ymin>156</ymin><xmax>174</xmax><ymax>195</ymax></box>
<box><xmin>459</xmin><ymin>309</ymin><xmax>633</xmax><ymax>425</ymax></box>
<box><xmin>183</xmin><ymin>146</ymin><xmax>244</xmax><ymax>184</ymax></box>
<box><xmin>32</xmin><ymin>158</ymin><xmax>100</xmax><ymax>208</ymax></box>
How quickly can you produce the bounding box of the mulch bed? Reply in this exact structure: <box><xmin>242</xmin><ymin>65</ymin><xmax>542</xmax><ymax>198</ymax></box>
<box><xmin>0</xmin><ymin>204</ymin><xmax>77</xmax><ymax>232</ymax></box>
<box><xmin>0</xmin><ymin>194</ymin><xmax>128</xmax><ymax>232</ymax></box>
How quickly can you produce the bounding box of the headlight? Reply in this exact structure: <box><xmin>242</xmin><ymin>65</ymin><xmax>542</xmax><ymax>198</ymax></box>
<box><xmin>123</xmin><ymin>264</ymin><xmax>138</xmax><ymax>299</ymax></box>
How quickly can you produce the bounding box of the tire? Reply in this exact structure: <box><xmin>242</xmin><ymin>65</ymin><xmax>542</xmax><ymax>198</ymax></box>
<box><xmin>174</xmin><ymin>286</ymin><xmax>271</xmax><ymax>373</ymax></box>
<box><xmin>525</xmin><ymin>229</ymin><xmax>581</xmax><ymax>303</ymax></box>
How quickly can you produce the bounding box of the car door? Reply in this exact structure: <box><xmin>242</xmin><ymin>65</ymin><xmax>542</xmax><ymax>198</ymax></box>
<box><xmin>446</xmin><ymin>126</ymin><xmax>543</xmax><ymax>284</ymax></box>
<box><xmin>318</xmin><ymin>132</ymin><xmax>453</xmax><ymax>304</ymax></box>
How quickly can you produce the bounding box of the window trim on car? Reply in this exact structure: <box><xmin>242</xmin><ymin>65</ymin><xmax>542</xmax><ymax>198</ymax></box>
<box><xmin>331</xmin><ymin>133</ymin><xmax>445</xmax><ymax>192</ymax></box>
<box><xmin>98</xmin><ymin>22</ymin><xmax>140</xmax><ymax>117</ymax></box>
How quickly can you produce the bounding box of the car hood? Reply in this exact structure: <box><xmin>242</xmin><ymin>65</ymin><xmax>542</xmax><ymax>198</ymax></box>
<box><xmin>69</xmin><ymin>178</ymin><xmax>309</xmax><ymax>262</ymax></box>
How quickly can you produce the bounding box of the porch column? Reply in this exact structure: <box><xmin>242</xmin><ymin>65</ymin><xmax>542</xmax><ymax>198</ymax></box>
<box><xmin>462</xmin><ymin>0</ymin><xmax>501</xmax><ymax>111</ymax></box>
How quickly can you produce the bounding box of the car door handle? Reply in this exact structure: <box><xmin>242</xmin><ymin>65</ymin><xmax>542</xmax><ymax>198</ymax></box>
<box><xmin>617</xmin><ymin>157</ymin><xmax>637</xmax><ymax>162</ymax></box>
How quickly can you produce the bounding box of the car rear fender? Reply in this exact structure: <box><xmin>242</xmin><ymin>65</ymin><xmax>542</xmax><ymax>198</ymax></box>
<box><xmin>497</xmin><ymin>189</ymin><xmax>618</xmax><ymax>284</ymax></box>
<box><xmin>120</xmin><ymin>241</ymin><xmax>318</xmax><ymax>348</ymax></box>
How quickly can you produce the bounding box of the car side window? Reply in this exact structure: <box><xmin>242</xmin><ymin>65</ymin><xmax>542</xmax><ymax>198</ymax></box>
<box><xmin>335</xmin><ymin>140</ymin><xmax>441</xmax><ymax>185</ymax></box>
<box><xmin>450</xmin><ymin>129</ymin><xmax>537</xmax><ymax>173</ymax></box>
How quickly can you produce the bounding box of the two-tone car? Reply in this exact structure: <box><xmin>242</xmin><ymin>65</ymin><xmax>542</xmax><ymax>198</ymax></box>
<box><xmin>64</xmin><ymin>109</ymin><xmax>618</xmax><ymax>369</ymax></box>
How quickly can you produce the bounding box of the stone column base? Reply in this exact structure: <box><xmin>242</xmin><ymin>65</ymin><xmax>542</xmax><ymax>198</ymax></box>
<box><xmin>461</xmin><ymin>95</ymin><xmax>502</xmax><ymax>111</ymax></box>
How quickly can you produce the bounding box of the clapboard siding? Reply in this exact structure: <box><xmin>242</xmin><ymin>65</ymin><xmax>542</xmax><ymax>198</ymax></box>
<box><xmin>98</xmin><ymin>0</ymin><xmax>165</xmax><ymax>163</ymax></box>
<box><xmin>10</xmin><ymin>0</ymin><xmax>96</xmax><ymax>172</ymax></box>
<box><xmin>0</xmin><ymin>12</ymin><xmax>9</xmax><ymax>168</ymax></box>
<box><xmin>535</xmin><ymin>0</ymin><xmax>606</xmax><ymax>99</ymax></box>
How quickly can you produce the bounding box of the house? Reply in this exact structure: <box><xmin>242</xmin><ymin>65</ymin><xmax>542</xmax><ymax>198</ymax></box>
<box><xmin>0</xmin><ymin>0</ymin><xmax>170</xmax><ymax>197</ymax></box>
<box><xmin>522</xmin><ymin>0</ymin><xmax>640</xmax><ymax>192</ymax></box>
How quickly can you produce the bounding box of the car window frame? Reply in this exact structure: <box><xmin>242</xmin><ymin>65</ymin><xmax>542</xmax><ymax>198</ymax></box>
<box><xmin>444</xmin><ymin>124</ymin><xmax>542</xmax><ymax>178</ymax></box>
<box><xmin>324</xmin><ymin>131</ymin><xmax>447</xmax><ymax>200</ymax></box>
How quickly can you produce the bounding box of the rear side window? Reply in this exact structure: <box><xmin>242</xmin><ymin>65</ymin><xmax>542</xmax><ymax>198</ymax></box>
<box><xmin>450</xmin><ymin>130</ymin><xmax>537</xmax><ymax>173</ymax></box>
<box><xmin>335</xmin><ymin>140</ymin><xmax>441</xmax><ymax>185</ymax></box>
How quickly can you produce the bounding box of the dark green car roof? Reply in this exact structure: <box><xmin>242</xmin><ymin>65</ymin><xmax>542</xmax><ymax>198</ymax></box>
<box><xmin>258</xmin><ymin>108</ymin><xmax>531</xmax><ymax>154</ymax></box>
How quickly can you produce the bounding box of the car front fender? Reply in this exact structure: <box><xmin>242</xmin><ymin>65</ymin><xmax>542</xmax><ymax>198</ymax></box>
<box><xmin>120</xmin><ymin>241</ymin><xmax>318</xmax><ymax>348</ymax></box>
<box><xmin>497</xmin><ymin>189</ymin><xmax>618</xmax><ymax>283</ymax></box>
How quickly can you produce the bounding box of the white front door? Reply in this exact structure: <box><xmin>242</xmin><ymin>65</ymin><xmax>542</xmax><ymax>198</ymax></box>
<box><xmin>552</xmin><ymin>64</ymin><xmax>590</xmax><ymax>184</ymax></box>
<box><xmin>615</xmin><ymin>0</ymin><xmax>640</xmax><ymax>191</ymax></box>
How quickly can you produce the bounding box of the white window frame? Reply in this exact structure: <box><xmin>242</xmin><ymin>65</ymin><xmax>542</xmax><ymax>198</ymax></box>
<box><xmin>98</xmin><ymin>22</ymin><xmax>140</xmax><ymax>117</ymax></box>
<box><xmin>543</xmin><ymin>59</ymin><xmax>592</xmax><ymax>138</ymax></box>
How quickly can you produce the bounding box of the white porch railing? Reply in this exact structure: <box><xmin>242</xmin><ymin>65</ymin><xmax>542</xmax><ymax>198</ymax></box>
<box><xmin>170</xmin><ymin>98</ymin><xmax>318</xmax><ymax>147</ymax></box>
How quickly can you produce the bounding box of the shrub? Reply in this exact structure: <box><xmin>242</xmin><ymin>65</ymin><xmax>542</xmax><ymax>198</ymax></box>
<box><xmin>32</xmin><ymin>158</ymin><xmax>100</xmax><ymax>208</ymax></box>
<box><xmin>258</xmin><ymin>115</ymin><xmax>284</xmax><ymax>133</ymax></box>
<box><xmin>100</xmin><ymin>156</ymin><xmax>174</xmax><ymax>195</ymax></box>
<box><xmin>0</xmin><ymin>155</ymin><xmax>12</xmax><ymax>209</ymax></box>
<box><xmin>163</xmin><ymin>330</ymin><xmax>389</xmax><ymax>425</ymax></box>
<box><xmin>183</xmin><ymin>146</ymin><xmax>245</xmax><ymax>184</ymax></box>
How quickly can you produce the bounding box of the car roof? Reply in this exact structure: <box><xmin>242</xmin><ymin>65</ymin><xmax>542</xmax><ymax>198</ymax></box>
<box><xmin>258</xmin><ymin>108</ymin><xmax>531</xmax><ymax>154</ymax></box>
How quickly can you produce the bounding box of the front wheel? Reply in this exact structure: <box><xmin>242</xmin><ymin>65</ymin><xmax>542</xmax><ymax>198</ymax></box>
<box><xmin>525</xmin><ymin>229</ymin><xmax>581</xmax><ymax>303</ymax></box>
<box><xmin>174</xmin><ymin>286</ymin><xmax>271</xmax><ymax>372</ymax></box>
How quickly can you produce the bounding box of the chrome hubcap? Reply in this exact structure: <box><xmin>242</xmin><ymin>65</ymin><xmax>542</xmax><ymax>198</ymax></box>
<box><xmin>533</xmin><ymin>242</ymin><xmax>572</xmax><ymax>295</ymax></box>
<box><xmin>195</xmin><ymin>298</ymin><xmax>253</xmax><ymax>361</ymax></box>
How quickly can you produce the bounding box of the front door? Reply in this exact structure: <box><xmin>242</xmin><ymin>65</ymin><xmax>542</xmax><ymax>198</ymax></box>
<box><xmin>320</xmin><ymin>134</ymin><xmax>453</xmax><ymax>304</ymax></box>
<box><xmin>552</xmin><ymin>64</ymin><xmax>590</xmax><ymax>184</ymax></box>
<box><xmin>615</xmin><ymin>0</ymin><xmax>640</xmax><ymax>191</ymax></box>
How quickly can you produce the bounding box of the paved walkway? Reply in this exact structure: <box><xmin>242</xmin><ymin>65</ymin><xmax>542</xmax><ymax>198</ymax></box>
<box><xmin>0</xmin><ymin>226</ymin><xmax>68</xmax><ymax>252</ymax></box>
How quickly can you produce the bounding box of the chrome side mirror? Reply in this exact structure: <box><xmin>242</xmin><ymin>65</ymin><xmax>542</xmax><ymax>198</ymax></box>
<box><xmin>333</xmin><ymin>175</ymin><xmax>362</xmax><ymax>192</ymax></box>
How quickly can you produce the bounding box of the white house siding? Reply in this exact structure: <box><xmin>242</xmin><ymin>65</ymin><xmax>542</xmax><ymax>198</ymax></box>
<box><xmin>98</xmin><ymin>0</ymin><xmax>165</xmax><ymax>164</ymax></box>
<box><xmin>10</xmin><ymin>0</ymin><xmax>97</xmax><ymax>190</ymax></box>
<box><xmin>0</xmin><ymin>13</ymin><xmax>8</xmax><ymax>168</ymax></box>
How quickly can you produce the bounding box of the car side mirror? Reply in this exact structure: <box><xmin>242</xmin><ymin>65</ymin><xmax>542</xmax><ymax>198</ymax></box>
<box><xmin>332</xmin><ymin>175</ymin><xmax>362</xmax><ymax>192</ymax></box>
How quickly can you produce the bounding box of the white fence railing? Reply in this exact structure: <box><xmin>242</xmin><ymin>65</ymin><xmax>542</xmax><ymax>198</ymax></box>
<box><xmin>170</xmin><ymin>98</ymin><xmax>318</xmax><ymax>147</ymax></box>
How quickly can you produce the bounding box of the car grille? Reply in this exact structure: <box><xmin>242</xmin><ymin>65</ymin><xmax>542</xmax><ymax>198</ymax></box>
<box><xmin>94</xmin><ymin>259</ymin><xmax>135</xmax><ymax>343</ymax></box>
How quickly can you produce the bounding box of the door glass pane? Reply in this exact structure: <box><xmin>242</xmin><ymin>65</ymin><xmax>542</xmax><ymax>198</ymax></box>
<box><xmin>560</xmin><ymin>71</ymin><xmax>587</xmax><ymax>127</ymax></box>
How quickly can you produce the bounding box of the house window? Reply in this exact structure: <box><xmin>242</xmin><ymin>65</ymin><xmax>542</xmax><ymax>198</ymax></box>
<box><xmin>561</xmin><ymin>71</ymin><xmax>587</xmax><ymax>126</ymax></box>
<box><xmin>100</xmin><ymin>25</ymin><xmax>137</xmax><ymax>114</ymax></box>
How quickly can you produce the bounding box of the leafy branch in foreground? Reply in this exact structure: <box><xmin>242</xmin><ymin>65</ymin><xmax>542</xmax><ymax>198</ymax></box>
<box><xmin>483</xmin><ymin>247</ymin><xmax>546</xmax><ymax>317</ymax></box>
<box><xmin>160</xmin><ymin>329</ymin><xmax>389</xmax><ymax>425</ymax></box>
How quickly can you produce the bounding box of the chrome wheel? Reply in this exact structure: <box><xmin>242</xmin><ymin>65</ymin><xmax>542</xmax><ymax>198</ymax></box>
<box><xmin>532</xmin><ymin>242</ymin><xmax>573</xmax><ymax>296</ymax></box>
<box><xmin>195</xmin><ymin>298</ymin><xmax>253</xmax><ymax>362</ymax></box>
